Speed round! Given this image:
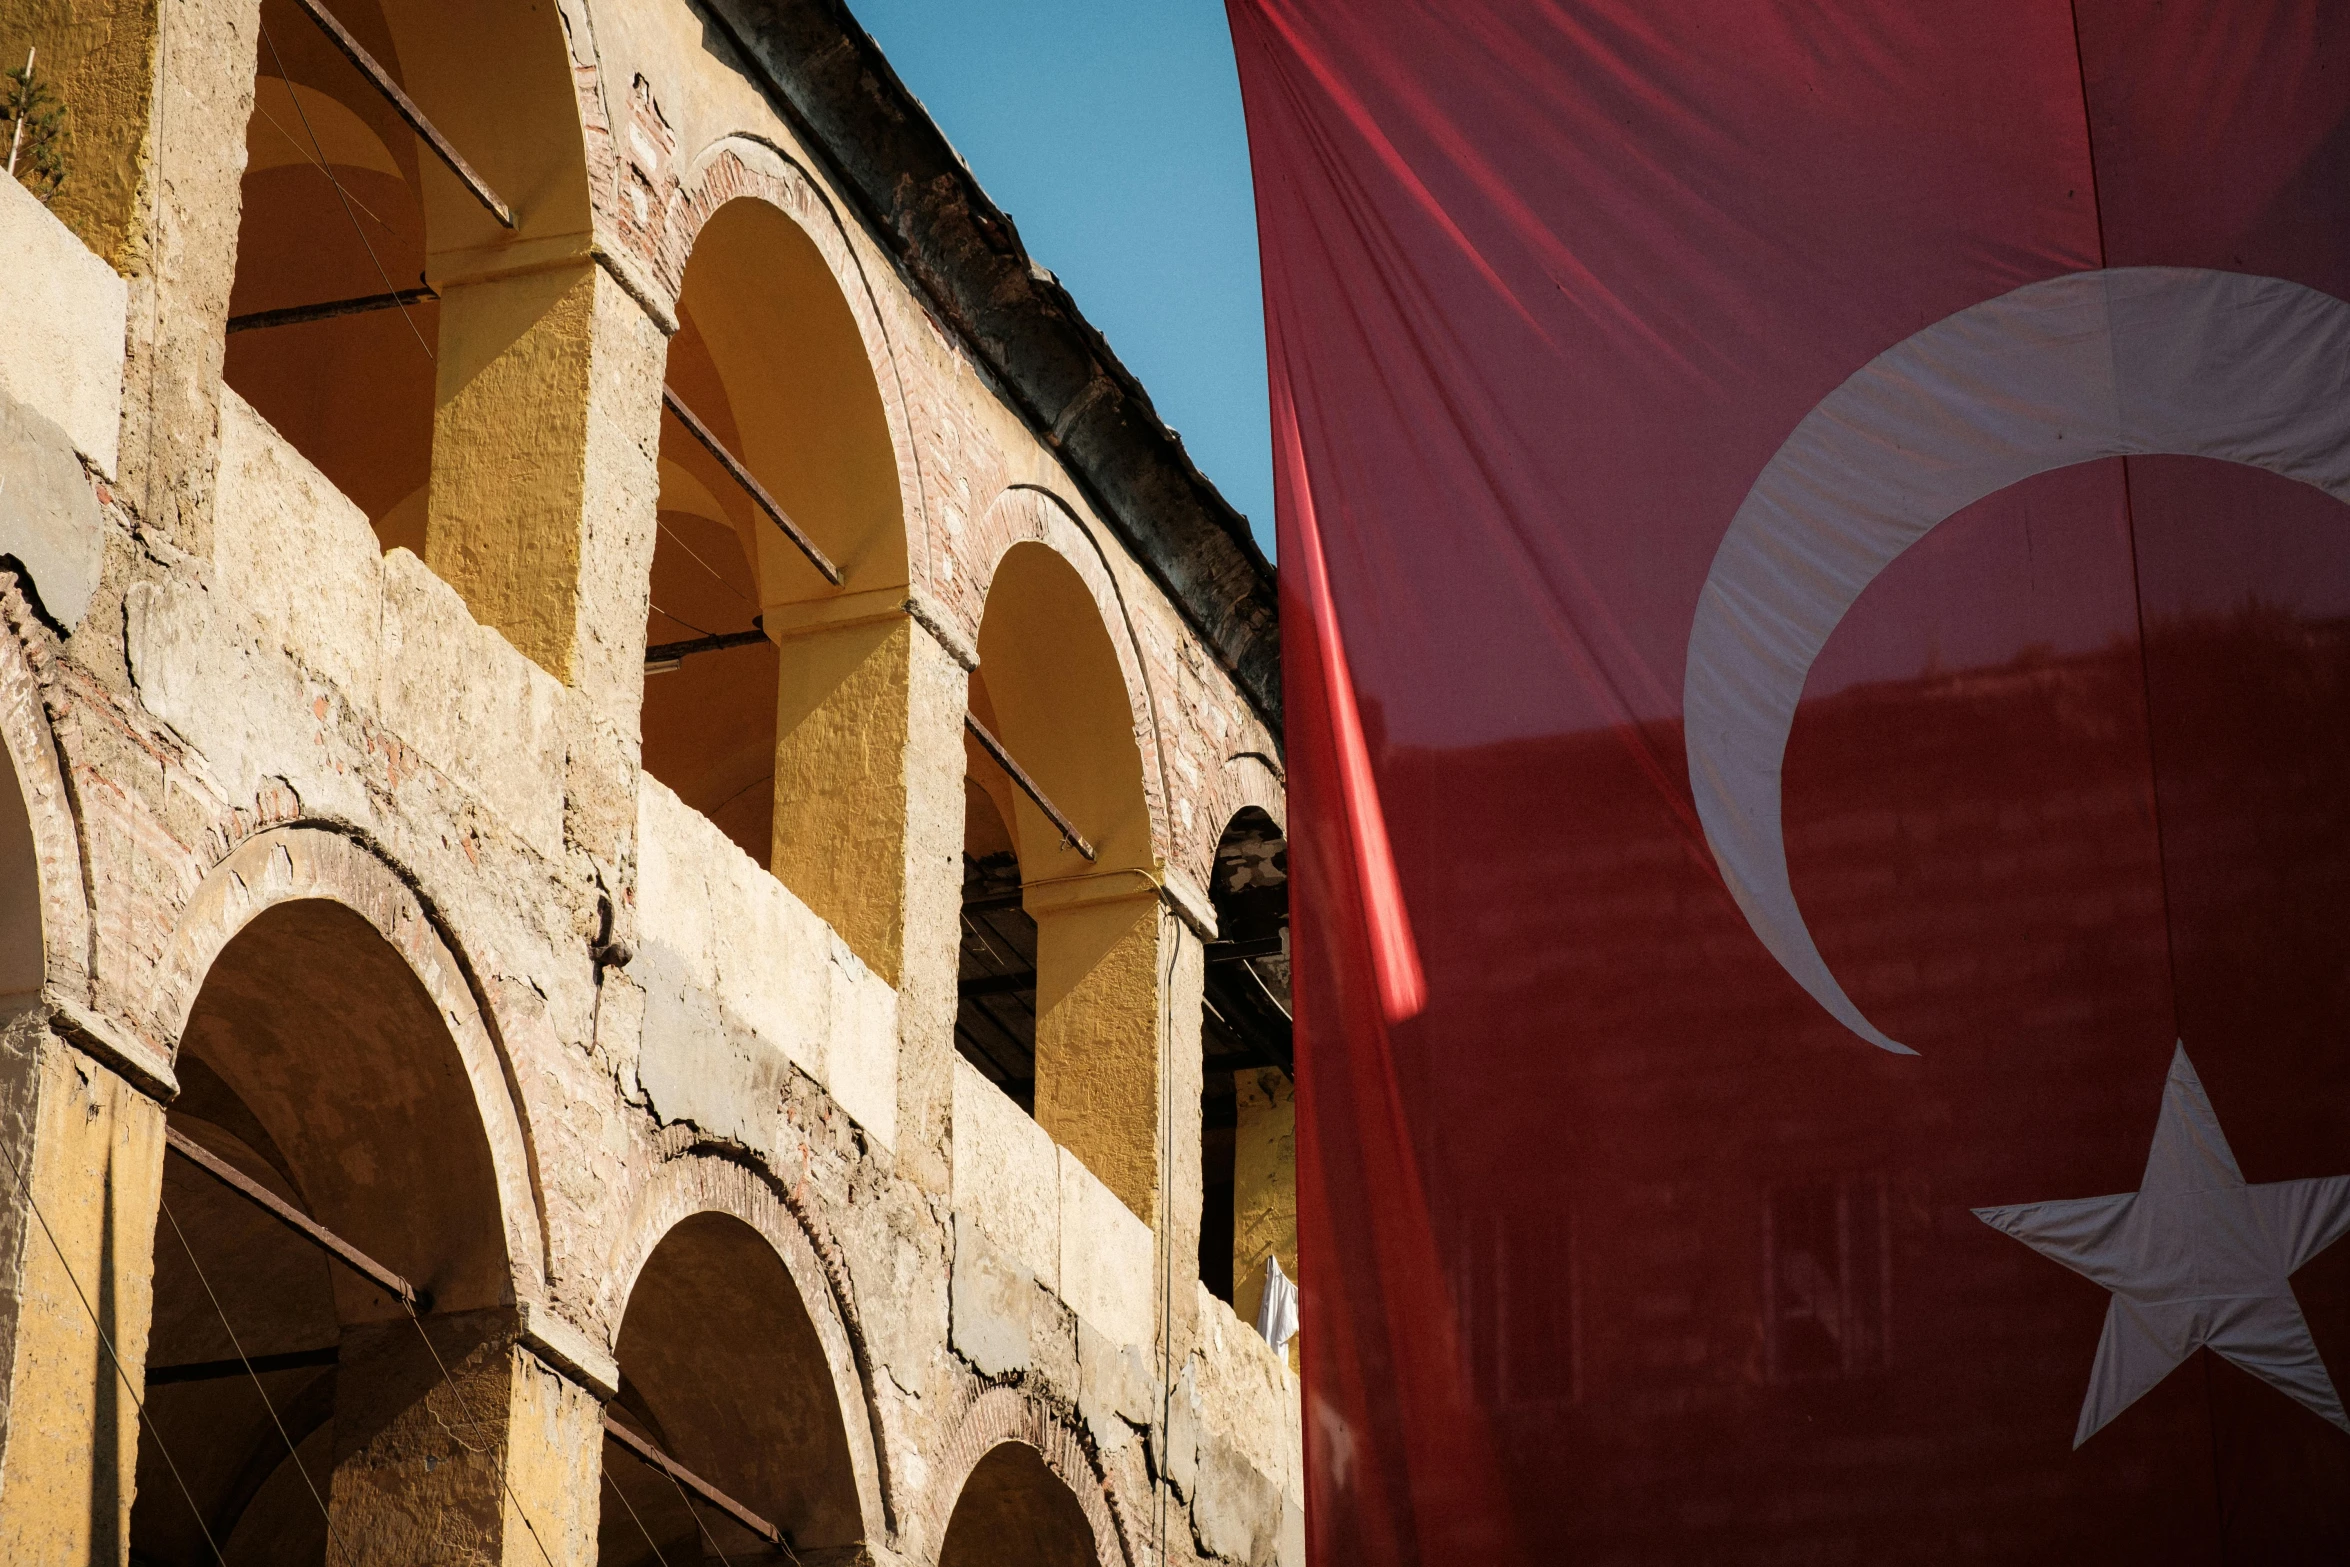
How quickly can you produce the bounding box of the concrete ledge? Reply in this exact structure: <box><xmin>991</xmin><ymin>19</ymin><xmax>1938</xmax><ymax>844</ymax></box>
<box><xmin>950</xmin><ymin>1059</ymin><xmax>1059</xmax><ymax>1289</ymax></box>
<box><xmin>48</xmin><ymin>993</ymin><xmax>178</xmax><ymax>1103</ymax></box>
<box><xmin>1058</xmin><ymin>1147</ymin><xmax>1154</xmax><ymax>1350</ymax></box>
<box><xmin>516</xmin><ymin>1298</ymin><xmax>621</xmax><ymax>1399</ymax></box>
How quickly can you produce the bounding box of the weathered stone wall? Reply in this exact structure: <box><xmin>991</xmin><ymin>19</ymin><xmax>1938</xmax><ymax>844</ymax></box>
<box><xmin>0</xmin><ymin>5</ymin><xmax>1297</xmax><ymax>1563</ymax></box>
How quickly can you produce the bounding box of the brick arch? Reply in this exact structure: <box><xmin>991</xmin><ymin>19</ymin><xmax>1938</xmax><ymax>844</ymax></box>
<box><xmin>593</xmin><ymin>1151</ymin><xmax>897</xmax><ymax>1542</ymax></box>
<box><xmin>1196</xmin><ymin>757</ymin><xmax>1288</xmax><ymax>912</ymax></box>
<box><xmin>967</xmin><ymin>485</ymin><xmax>1177</xmax><ymax>879</ymax></box>
<box><xmin>658</xmin><ymin>136</ymin><xmax>930</xmax><ymax>590</ymax></box>
<box><xmin>146</xmin><ymin>824</ymin><xmax>547</xmax><ymax>1302</ymax></box>
<box><xmin>0</xmin><ymin>575</ymin><xmax>93</xmax><ymax>1031</ymax></box>
<box><xmin>924</xmin><ymin>1384</ymin><xmax>1139</xmax><ymax>1567</ymax></box>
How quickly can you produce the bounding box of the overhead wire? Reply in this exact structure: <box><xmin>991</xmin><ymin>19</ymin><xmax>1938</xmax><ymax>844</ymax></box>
<box><xmin>1</xmin><ymin>1139</ymin><xmax>226</xmax><ymax>1565</ymax></box>
<box><xmin>655</xmin><ymin>517</ymin><xmax>756</xmax><ymax>608</ymax></box>
<box><xmin>259</xmin><ymin>20</ymin><xmax>434</xmax><ymax>363</ymax></box>
<box><xmin>648</xmin><ymin>601</ymin><xmax>723</xmax><ymax>641</ymax></box>
<box><xmin>600</xmin><ymin>1457</ymin><xmax>678</xmax><ymax>1567</ymax></box>
<box><xmin>156</xmin><ymin>1193</ymin><xmax>345</xmax><ymax>1563</ymax></box>
<box><xmin>252</xmin><ymin>98</ymin><xmax>393</xmax><ymax>229</ymax></box>
<box><xmin>637</xmin><ymin>1436</ymin><xmax>746</xmax><ymax>1567</ymax></box>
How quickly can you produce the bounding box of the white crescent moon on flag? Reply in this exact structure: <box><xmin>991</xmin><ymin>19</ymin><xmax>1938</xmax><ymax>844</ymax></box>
<box><xmin>1683</xmin><ymin>267</ymin><xmax>2350</xmax><ymax>1054</ymax></box>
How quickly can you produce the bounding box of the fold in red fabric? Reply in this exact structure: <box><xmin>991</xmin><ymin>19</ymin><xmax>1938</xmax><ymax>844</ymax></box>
<box><xmin>1231</xmin><ymin>3</ymin><xmax>2350</xmax><ymax>1561</ymax></box>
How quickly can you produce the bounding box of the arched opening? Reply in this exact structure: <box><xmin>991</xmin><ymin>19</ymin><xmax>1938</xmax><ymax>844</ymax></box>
<box><xmin>1201</xmin><ymin>808</ymin><xmax>1291</xmax><ymax>1310</ymax></box>
<box><xmin>0</xmin><ymin>716</ymin><xmax>44</xmax><ymax>1013</ymax></box>
<box><xmin>937</xmin><ymin>1441</ymin><xmax>1099</xmax><ymax>1567</ymax></box>
<box><xmin>221</xmin><ymin>0</ymin><xmax>589</xmax><ymax>564</ymax></box>
<box><xmin>129</xmin><ymin>899</ymin><xmax>514</xmax><ymax>1564</ymax></box>
<box><xmin>642</xmin><ymin>192</ymin><xmax>914</xmax><ymax>984</ymax></box>
<box><xmin>598</xmin><ymin>1210</ymin><xmax>862</xmax><ymax>1563</ymax></box>
<box><xmin>642</xmin><ymin>193</ymin><xmax>900</xmax><ymax>864</ymax></box>
<box><xmin>959</xmin><ymin>541</ymin><xmax>1163</xmax><ymax>1218</ymax></box>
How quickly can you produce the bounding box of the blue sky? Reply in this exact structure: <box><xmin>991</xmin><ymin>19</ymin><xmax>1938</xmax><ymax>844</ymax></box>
<box><xmin>849</xmin><ymin>0</ymin><xmax>1275</xmax><ymax>557</ymax></box>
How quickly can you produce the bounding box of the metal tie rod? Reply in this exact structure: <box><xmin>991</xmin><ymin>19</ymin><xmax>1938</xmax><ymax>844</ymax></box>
<box><xmin>661</xmin><ymin>386</ymin><xmax>844</xmax><ymax>586</ymax></box>
<box><xmin>602</xmin><ymin>1414</ymin><xmax>788</xmax><ymax>1550</ymax></box>
<box><xmin>644</xmin><ymin>625</ymin><xmax>768</xmax><ymax>671</ymax></box>
<box><xmin>164</xmin><ymin>1126</ymin><xmax>427</xmax><ymax>1312</ymax></box>
<box><xmin>290</xmin><ymin>0</ymin><xmax>515</xmax><ymax>228</ymax></box>
<box><xmin>227</xmin><ymin>285</ymin><xmax>438</xmax><ymax>335</ymax></box>
<box><xmin>965</xmin><ymin>713</ymin><xmax>1097</xmax><ymax>861</ymax></box>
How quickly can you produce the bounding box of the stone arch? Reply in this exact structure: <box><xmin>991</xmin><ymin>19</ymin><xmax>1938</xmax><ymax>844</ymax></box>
<box><xmin>594</xmin><ymin>1153</ymin><xmax>893</xmax><ymax>1547</ymax></box>
<box><xmin>637</xmin><ymin>139</ymin><xmax>934</xmax><ymax>985</ymax></box>
<box><xmin>146</xmin><ymin>825</ymin><xmax>544</xmax><ymax>1301</ymax></box>
<box><xmin>969</xmin><ymin>486</ymin><xmax>1173</xmax><ymax>873</ymax></box>
<box><xmin>0</xmin><ymin>576</ymin><xmax>92</xmax><ymax>1025</ymax></box>
<box><xmin>926</xmin><ymin>1387</ymin><xmax>1132</xmax><ymax>1567</ymax></box>
<box><xmin>955</xmin><ymin>494</ymin><xmax>1191</xmax><ymax>1222</ymax></box>
<box><xmin>1200</xmin><ymin>752</ymin><xmax>1287</xmax><ymax>905</ymax></box>
<box><xmin>130</xmin><ymin>825</ymin><xmax>561</xmax><ymax>1563</ymax></box>
<box><xmin>658</xmin><ymin>136</ymin><xmax>927</xmax><ymax>586</ymax></box>
<box><xmin>222</xmin><ymin>0</ymin><xmax>598</xmax><ymax>553</ymax></box>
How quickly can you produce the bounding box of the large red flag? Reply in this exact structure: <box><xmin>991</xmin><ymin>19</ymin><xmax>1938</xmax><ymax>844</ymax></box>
<box><xmin>1231</xmin><ymin>4</ymin><xmax>2350</xmax><ymax>1561</ymax></box>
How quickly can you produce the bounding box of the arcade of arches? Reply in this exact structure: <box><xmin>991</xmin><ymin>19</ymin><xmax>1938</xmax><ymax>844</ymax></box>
<box><xmin>0</xmin><ymin>0</ymin><xmax>1298</xmax><ymax>1563</ymax></box>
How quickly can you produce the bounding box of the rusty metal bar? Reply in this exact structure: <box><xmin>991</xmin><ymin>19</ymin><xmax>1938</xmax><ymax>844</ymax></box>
<box><xmin>164</xmin><ymin>1126</ymin><xmax>425</xmax><ymax>1311</ymax></box>
<box><xmin>147</xmin><ymin>1345</ymin><xmax>341</xmax><ymax>1386</ymax></box>
<box><xmin>1206</xmin><ymin>935</ymin><xmax>1285</xmax><ymax>965</ymax></box>
<box><xmin>228</xmin><ymin>285</ymin><xmax>436</xmax><ymax>334</ymax></box>
<box><xmin>644</xmin><ymin>625</ymin><xmax>768</xmax><ymax>670</ymax></box>
<box><xmin>602</xmin><ymin>1414</ymin><xmax>786</xmax><ymax>1549</ymax></box>
<box><xmin>661</xmin><ymin>386</ymin><xmax>844</xmax><ymax>586</ymax></box>
<box><xmin>965</xmin><ymin>713</ymin><xmax>1097</xmax><ymax>862</ymax></box>
<box><xmin>289</xmin><ymin>0</ymin><xmax>514</xmax><ymax>228</ymax></box>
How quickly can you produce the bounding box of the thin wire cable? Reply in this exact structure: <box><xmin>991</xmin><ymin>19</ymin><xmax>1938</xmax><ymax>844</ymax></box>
<box><xmin>1</xmin><ymin>1141</ymin><xmax>226</xmax><ymax>1564</ymax></box>
<box><xmin>398</xmin><ymin>1303</ymin><xmax>562</xmax><ymax>1567</ymax></box>
<box><xmin>655</xmin><ymin>518</ymin><xmax>755</xmax><ymax>608</ymax></box>
<box><xmin>157</xmin><ymin>1195</ymin><xmax>344</xmax><ymax>1563</ymax></box>
<box><xmin>704</xmin><ymin>771</ymin><xmax>774</xmax><ymax>820</ymax></box>
<box><xmin>259</xmin><ymin>22</ymin><xmax>433</xmax><ymax>363</ymax></box>
<box><xmin>648</xmin><ymin>602</ymin><xmax>721</xmax><ymax>641</ymax></box>
<box><xmin>599</xmin><ymin>1457</ymin><xmax>677</xmax><ymax>1567</ymax></box>
<box><xmin>641</xmin><ymin>1444</ymin><xmax>742</xmax><ymax>1567</ymax></box>
<box><xmin>251</xmin><ymin>96</ymin><xmax>391</xmax><ymax>228</ymax></box>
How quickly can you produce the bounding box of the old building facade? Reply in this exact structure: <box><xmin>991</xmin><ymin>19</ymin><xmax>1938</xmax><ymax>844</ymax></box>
<box><xmin>0</xmin><ymin>1</ymin><xmax>1298</xmax><ymax>1562</ymax></box>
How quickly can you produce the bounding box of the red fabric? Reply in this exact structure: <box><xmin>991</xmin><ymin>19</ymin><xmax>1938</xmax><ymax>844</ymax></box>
<box><xmin>1231</xmin><ymin>4</ymin><xmax>2350</xmax><ymax>1561</ymax></box>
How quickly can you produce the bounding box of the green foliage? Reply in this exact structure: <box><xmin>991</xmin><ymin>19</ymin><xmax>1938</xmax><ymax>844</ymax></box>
<box><xmin>3</xmin><ymin>59</ymin><xmax>69</xmax><ymax>205</ymax></box>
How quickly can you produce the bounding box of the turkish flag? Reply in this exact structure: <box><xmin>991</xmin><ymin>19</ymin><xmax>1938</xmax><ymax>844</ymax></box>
<box><xmin>1230</xmin><ymin>3</ymin><xmax>2350</xmax><ymax>1562</ymax></box>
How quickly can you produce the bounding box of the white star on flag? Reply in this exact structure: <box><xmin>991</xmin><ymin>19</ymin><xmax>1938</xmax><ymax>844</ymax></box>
<box><xmin>1975</xmin><ymin>1042</ymin><xmax>2350</xmax><ymax>1447</ymax></box>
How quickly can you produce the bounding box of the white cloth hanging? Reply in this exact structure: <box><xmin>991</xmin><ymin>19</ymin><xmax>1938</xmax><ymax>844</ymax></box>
<box><xmin>1254</xmin><ymin>1251</ymin><xmax>1299</xmax><ymax>1355</ymax></box>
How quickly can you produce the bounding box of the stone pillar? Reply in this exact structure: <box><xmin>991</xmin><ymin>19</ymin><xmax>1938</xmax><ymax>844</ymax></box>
<box><xmin>1232</xmin><ymin>1067</ymin><xmax>1300</xmax><ymax>1370</ymax></box>
<box><xmin>1029</xmin><ymin>880</ymin><xmax>1188</xmax><ymax>1227</ymax></box>
<box><xmin>766</xmin><ymin>599</ymin><xmax>915</xmax><ymax>984</ymax></box>
<box><xmin>76</xmin><ymin>0</ymin><xmax>259</xmax><ymax>554</ymax></box>
<box><xmin>0</xmin><ymin>1029</ymin><xmax>167</xmax><ymax>1567</ymax></box>
<box><xmin>425</xmin><ymin>257</ymin><xmax>663</xmax><ymax>727</ymax></box>
<box><xmin>762</xmin><ymin>596</ymin><xmax>968</xmax><ymax>1190</ymax></box>
<box><xmin>895</xmin><ymin>609</ymin><xmax>974</xmax><ymax>1193</ymax></box>
<box><xmin>330</xmin><ymin>1310</ymin><xmax>602</xmax><ymax>1567</ymax></box>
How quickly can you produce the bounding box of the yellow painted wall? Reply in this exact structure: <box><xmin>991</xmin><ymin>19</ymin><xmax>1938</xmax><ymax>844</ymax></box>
<box><xmin>1232</xmin><ymin>1067</ymin><xmax>1299</xmax><ymax>1372</ymax></box>
<box><xmin>1</xmin><ymin>1</ymin><xmax>160</xmax><ymax>269</ymax></box>
<box><xmin>0</xmin><ymin>1040</ymin><xmax>165</xmax><ymax>1567</ymax></box>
